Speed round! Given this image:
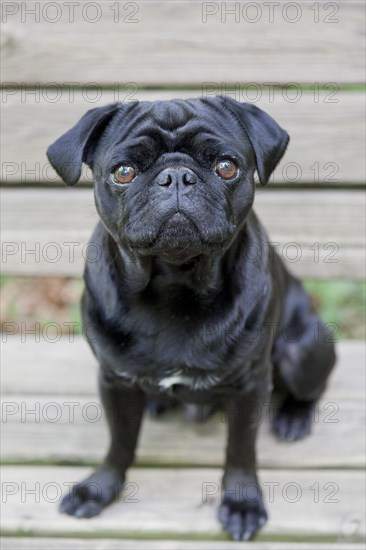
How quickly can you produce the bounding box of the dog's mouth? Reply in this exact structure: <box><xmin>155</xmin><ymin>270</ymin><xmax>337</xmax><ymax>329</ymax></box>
<box><xmin>154</xmin><ymin>212</ymin><xmax>201</xmax><ymax>246</ymax></box>
<box><xmin>127</xmin><ymin>212</ymin><xmax>210</xmax><ymax>261</ymax></box>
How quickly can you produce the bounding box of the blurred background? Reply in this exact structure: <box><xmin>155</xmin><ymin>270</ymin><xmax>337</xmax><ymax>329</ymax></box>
<box><xmin>1</xmin><ymin>277</ymin><xmax>365</xmax><ymax>339</ymax></box>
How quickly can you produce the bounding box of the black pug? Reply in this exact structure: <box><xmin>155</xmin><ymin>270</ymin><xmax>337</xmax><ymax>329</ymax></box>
<box><xmin>47</xmin><ymin>96</ymin><xmax>336</xmax><ymax>541</ymax></box>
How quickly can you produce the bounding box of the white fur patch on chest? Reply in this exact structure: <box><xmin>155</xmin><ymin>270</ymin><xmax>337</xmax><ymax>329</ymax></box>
<box><xmin>114</xmin><ymin>368</ymin><xmax>222</xmax><ymax>392</ymax></box>
<box><xmin>158</xmin><ymin>373</ymin><xmax>193</xmax><ymax>389</ymax></box>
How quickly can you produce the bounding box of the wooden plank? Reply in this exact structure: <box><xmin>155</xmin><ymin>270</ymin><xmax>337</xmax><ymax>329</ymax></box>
<box><xmin>1</xmin><ymin>396</ymin><xmax>364</xmax><ymax>468</ymax></box>
<box><xmin>1</xmin><ymin>1</ymin><xmax>363</xmax><ymax>84</ymax></box>
<box><xmin>1</xmin><ymin>338</ymin><xmax>364</xmax><ymax>468</ymax></box>
<box><xmin>1</xmin><ymin>189</ymin><xmax>365</xmax><ymax>278</ymax></box>
<box><xmin>1</xmin><ymin>467</ymin><xmax>365</xmax><ymax>540</ymax></box>
<box><xmin>1</xmin><ymin>538</ymin><xmax>365</xmax><ymax>550</ymax></box>
<box><xmin>2</xmin><ymin>338</ymin><xmax>364</xmax><ymax>400</ymax></box>
<box><xmin>1</xmin><ymin>91</ymin><xmax>365</xmax><ymax>185</ymax></box>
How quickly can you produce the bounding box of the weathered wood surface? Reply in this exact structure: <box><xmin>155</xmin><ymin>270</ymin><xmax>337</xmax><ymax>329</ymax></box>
<box><xmin>1</xmin><ymin>540</ymin><xmax>365</xmax><ymax>550</ymax></box>
<box><xmin>2</xmin><ymin>338</ymin><xmax>364</xmax><ymax>399</ymax></box>
<box><xmin>1</xmin><ymin>396</ymin><xmax>364</xmax><ymax>468</ymax></box>
<box><xmin>1</xmin><ymin>91</ymin><xmax>365</xmax><ymax>184</ymax></box>
<box><xmin>1</xmin><ymin>467</ymin><xmax>365</xmax><ymax>540</ymax></box>
<box><xmin>1</xmin><ymin>189</ymin><xmax>365</xmax><ymax>278</ymax></box>
<box><xmin>1</xmin><ymin>2</ymin><xmax>364</xmax><ymax>547</ymax></box>
<box><xmin>1</xmin><ymin>337</ymin><xmax>365</xmax><ymax>467</ymax></box>
<box><xmin>1</xmin><ymin>1</ymin><xmax>363</xmax><ymax>84</ymax></box>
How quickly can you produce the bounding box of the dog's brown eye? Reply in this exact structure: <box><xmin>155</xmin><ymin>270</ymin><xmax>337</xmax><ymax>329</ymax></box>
<box><xmin>215</xmin><ymin>160</ymin><xmax>238</xmax><ymax>180</ymax></box>
<box><xmin>113</xmin><ymin>165</ymin><xmax>136</xmax><ymax>184</ymax></box>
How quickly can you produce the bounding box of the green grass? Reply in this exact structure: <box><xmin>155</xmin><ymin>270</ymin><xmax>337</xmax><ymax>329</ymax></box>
<box><xmin>304</xmin><ymin>280</ymin><xmax>366</xmax><ymax>339</ymax></box>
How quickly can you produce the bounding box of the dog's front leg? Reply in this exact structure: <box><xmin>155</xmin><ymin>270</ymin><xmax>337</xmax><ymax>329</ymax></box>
<box><xmin>219</xmin><ymin>392</ymin><xmax>268</xmax><ymax>541</ymax></box>
<box><xmin>59</xmin><ymin>369</ymin><xmax>145</xmax><ymax>518</ymax></box>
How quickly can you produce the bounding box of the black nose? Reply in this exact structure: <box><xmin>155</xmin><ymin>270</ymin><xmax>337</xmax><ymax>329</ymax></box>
<box><xmin>156</xmin><ymin>167</ymin><xmax>197</xmax><ymax>186</ymax></box>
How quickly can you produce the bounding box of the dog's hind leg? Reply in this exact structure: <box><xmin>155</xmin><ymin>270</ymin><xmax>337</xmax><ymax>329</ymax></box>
<box><xmin>271</xmin><ymin>278</ymin><xmax>336</xmax><ymax>441</ymax></box>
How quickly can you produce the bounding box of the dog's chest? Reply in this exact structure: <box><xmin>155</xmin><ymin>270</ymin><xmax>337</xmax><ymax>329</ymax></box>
<box><xmin>103</xmin><ymin>302</ymin><xmax>263</xmax><ymax>394</ymax></box>
<box><xmin>93</xmin><ymin>270</ymin><xmax>270</xmax><ymax>394</ymax></box>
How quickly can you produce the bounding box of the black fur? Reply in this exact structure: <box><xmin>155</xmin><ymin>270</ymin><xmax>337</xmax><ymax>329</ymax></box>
<box><xmin>47</xmin><ymin>97</ymin><xmax>336</xmax><ymax>541</ymax></box>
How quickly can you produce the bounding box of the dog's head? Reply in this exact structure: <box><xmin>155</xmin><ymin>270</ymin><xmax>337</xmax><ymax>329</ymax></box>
<box><xmin>47</xmin><ymin>97</ymin><xmax>289</xmax><ymax>263</ymax></box>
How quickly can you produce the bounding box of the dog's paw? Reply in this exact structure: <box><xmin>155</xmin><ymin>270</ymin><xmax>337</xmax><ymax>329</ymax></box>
<box><xmin>218</xmin><ymin>500</ymin><xmax>267</xmax><ymax>541</ymax></box>
<box><xmin>59</xmin><ymin>468</ymin><xmax>123</xmax><ymax>518</ymax></box>
<box><xmin>272</xmin><ymin>395</ymin><xmax>316</xmax><ymax>441</ymax></box>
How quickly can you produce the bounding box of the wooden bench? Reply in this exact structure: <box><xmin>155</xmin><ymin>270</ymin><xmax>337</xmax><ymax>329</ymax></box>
<box><xmin>1</xmin><ymin>1</ymin><xmax>365</xmax><ymax>548</ymax></box>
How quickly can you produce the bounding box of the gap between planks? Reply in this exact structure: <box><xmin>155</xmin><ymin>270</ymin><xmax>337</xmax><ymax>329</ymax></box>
<box><xmin>1</xmin><ymin>538</ymin><xmax>366</xmax><ymax>549</ymax></box>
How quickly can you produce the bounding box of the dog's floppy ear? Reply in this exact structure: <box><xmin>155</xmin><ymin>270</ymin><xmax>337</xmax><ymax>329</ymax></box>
<box><xmin>47</xmin><ymin>103</ymin><xmax>121</xmax><ymax>185</ymax></box>
<box><xmin>222</xmin><ymin>97</ymin><xmax>289</xmax><ymax>185</ymax></box>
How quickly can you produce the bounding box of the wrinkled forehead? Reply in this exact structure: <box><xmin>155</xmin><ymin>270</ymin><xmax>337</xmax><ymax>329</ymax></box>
<box><xmin>107</xmin><ymin>98</ymin><xmax>247</xmax><ymax>149</ymax></box>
